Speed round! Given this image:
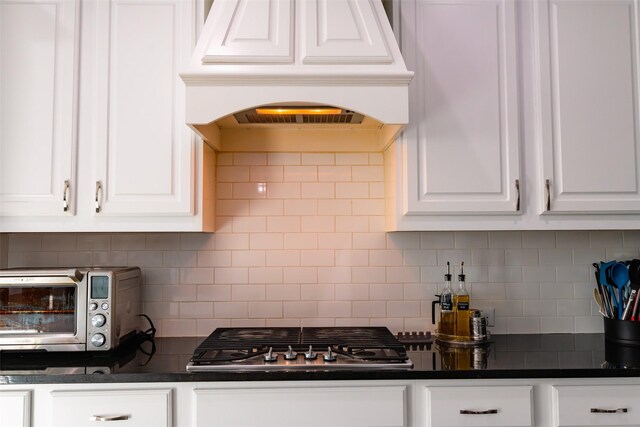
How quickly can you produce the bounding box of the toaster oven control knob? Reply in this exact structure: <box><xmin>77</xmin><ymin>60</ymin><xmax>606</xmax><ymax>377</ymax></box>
<box><xmin>304</xmin><ymin>345</ymin><xmax>317</xmax><ymax>360</ymax></box>
<box><xmin>91</xmin><ymin>314</ymin><xmax>106</xmax><ymax>328</ymax></box>
<box><xmin>91</xmin><ymin>333</ymin><xmax>106</xmax><ymax>347</ymax></box>
<box><xmin>323</xmin><ymin>347</ymin><xmax>337</xmax><ymax>362</ymax></box>
<box><xmin>284</xmin><ymin>346</ymin><xmax>297</xmax><ymax>360</ymax></box>
<box><xmin>89</xmin><ymin>302</ymin><xmax>98</xmax><ymax>311</ymax></box>
<box><xmin>264</xmin><ymin>347</ymin><xmax>278</xmax><ymax>362</ymax></box>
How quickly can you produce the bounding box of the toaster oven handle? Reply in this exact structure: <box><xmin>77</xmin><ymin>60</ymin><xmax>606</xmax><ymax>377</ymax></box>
<box><xmin>89</xmin><ymin>414</ymin><xmax>130</xmax><ymax>422</ymax></box>
<box><xmin>66</xmin><ymin>269</ymin><xmax>84</xmax><ymax>282</ymax></box>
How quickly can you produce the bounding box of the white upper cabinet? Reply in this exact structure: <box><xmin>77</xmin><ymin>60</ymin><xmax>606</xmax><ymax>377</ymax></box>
<box><xmin>0</xmin><ymin>0</ymin><xmax>214</xmax><ymax>232</ymax></box>
<box><xmin>391</xmin><ymin>0</ymin><xmax>640</xmax><ymax>230</ymax></box>
<box><xmin>535</xmin><ymin>0</ymin><xmax>640</xmax><ymax>214</ymax></box>
<box><xmin>0</xmin><ymin>0</ymin><xmax>79</xmax><ymax>217</ymax></box>
<box><xmin>89</xmin><ymin>0</ymin><xmax>195</xmax><ymax>217</ymax></box>
<box><xmin>400</xmin><ymin>0</ymin><xmax>521</xmax><ymax>215</ymax></box>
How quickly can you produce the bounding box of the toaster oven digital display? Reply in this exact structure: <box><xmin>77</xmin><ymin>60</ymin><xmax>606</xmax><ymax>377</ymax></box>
<box><xmin>90</xmin><ymin>276</ymin><xmax>109</xmax><ymax>300</ymax></box>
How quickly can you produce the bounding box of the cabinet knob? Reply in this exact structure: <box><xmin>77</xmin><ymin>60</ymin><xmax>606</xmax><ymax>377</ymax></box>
<box><xmin>62</xmin><ymin>180</ymin><xmax>70</xmax><ymax>212</ymax></box>
<box><xmin>95</xmin><ymin>181</ymin><xmax>102</xmax><ymax>213</ymax></box>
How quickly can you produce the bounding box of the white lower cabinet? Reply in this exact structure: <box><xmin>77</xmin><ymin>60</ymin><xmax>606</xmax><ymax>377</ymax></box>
<box><xmin>0</xmin><ymin>390</ymin><xmax>31</xmax><ymax>427</ymax></box>
<box><xmin>50</xmin><ymin>388</ymin><xmax>172</xmax><ymax>427</ymax></box>
<box><xmin>7</xmin><ymin>377</ymin><xmax>640</xmax><ymax>427</ymax></box>
<box><xmin>194</xmin><ymin>385</ymin><xmax>407</xmax><ymax>427</ymax></box>
<box><xmin>426</xmin><ymin>385</ymin><xmax>533</xmax><ymax>427</ymax></box>
<box><xmin>552</xmin><ymin>385</ymin><xmax>640</xmax><ymax>427</ymax></box>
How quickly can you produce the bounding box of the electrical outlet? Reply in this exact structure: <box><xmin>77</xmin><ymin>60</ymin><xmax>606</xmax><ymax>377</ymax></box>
<box><xmin>484</xmin><ymin>308</ymin><xmax>495</xmax><ymax>327</ymax></box>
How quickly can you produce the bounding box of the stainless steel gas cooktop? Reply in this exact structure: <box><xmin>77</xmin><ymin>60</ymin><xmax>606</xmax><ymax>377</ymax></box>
<box><xmin>186</xmin><ymin>327</ymin><xmax>413</xmax><ymax>372</ymax></box>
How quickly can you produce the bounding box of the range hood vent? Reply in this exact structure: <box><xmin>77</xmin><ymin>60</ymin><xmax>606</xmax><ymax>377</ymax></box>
<box><xmin>182</xmin><ymin>0</ymin><xmax>413</xmax><ymax>152</ymax></box>
<box><xmin>234</xmin><ymin>107</ymin><xmax>365</xmax><ymax>125</ymax></box>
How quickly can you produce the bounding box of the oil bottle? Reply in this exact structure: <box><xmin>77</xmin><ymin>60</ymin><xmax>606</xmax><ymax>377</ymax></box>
<box><xmin>454</xmin><ymin>261</ymin><xmax>470</xmax><ymax>338</ymax></box>
<box><xmin>439</xmin><ymin>262</ymin><xmax>455</xmax><ymax>336</ymax></box>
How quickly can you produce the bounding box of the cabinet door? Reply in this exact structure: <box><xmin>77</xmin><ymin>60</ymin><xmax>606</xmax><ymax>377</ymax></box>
<box><xmin>51</xmin><ymin>388</ymin><xmax>172</xmax><ymax>427</ymax></box>
<box><xmin>194</xmin><ymin>386</ymin><xmax>407</xmax><ymax>427</ymax></box>
<box><xmin>0</xmin><ymin>390</ymin><xmax>30</xmax><ymax>427</ymax></box>
<box><xmin>536</xmin><ymin>0</ymin><xmax>640</xmax><ymax>213</ymax></box>
<box><xmin>426</xmin><ymin>385</ymin><xmax>533</xmax><ymax>427</ymax></box>
<box><xmin>402</xmin><ymin>0</ymin><xmax>521</xmax><ymax>215</ymax></box>
<box><xmin>90</xmin><ymin>0</ymin><xmax>195</xmax><ymax>216</ymax></box>
<box><xmin>0</xmin><ymin>0</ymin><xmax>79</xmax><ymax>217</ymax></box>
<box><xmin>553</xmin><ymin>385</ymin><xmax>640</xmax><ymax>426</ymax></box>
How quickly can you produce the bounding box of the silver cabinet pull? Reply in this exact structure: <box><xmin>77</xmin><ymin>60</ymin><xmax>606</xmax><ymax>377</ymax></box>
<box><xmin>590</xmin><ymin>408</ymin><xmax>628</xmax><ymax>414</ymax></box>
<box><xmin>545</xmin><ymin>179</ymin><xmax>551</xmax><ymax>211</ymax></box>
<box><xmin>95</xmin><ymin>181</ymin><xmax>102</xmax><ymax>213</ymax></box>
<box><xmin>515</xmin><ymin>179</ymin><xmax>520</xmax><ymax>211</ymax></box>
<box><xmin>89</xmin><ymin>414</ymin><xmax>130</xmax><ymax>421</ymax></box>
<box><xmin>460</xmin><ymin>409</ymin><xmax>499</xmax><ymax>415</ymax></box>
<box><xmin>63</xmin><ymin>180</ymin><xmax>70</xmax><ymax>212</ymax></box>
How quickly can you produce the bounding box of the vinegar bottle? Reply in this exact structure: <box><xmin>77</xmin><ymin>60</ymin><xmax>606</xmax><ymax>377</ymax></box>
<box><xmin>439</xmin><ymin>262</ymin><xmax>455</xmax><ymax>336</ymax></box>
<box><xmin>454</xmin><ymin>261</ymin><xmax>470</xmax><ymax>338</ymax></box>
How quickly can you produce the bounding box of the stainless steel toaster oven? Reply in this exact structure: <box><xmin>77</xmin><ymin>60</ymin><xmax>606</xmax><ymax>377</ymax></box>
<box><xmin>0</xmin><ymin>267</ymin><xmax>141</xmax><ymax>352</ymax></box>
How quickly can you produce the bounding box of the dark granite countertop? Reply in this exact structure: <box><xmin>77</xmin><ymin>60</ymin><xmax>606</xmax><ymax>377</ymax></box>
<box><xmin>2</xmin><ymin>333</ymin><xmax>640</xmax><ymax>385</ymax></box>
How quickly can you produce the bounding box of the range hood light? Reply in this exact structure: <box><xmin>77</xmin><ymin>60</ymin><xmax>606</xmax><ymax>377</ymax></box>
<box><xmin>256</xmin><ymin>108</ymin><xmax>343</xmax><ymax>116</ymax></box>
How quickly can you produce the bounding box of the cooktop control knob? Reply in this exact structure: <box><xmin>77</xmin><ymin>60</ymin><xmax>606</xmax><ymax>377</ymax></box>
<box><xmin>304</xmin><ymin>345</ymin><xmax>317</xmax><ymax>360</ymax></box>
<box><xmin>91</xmin><ymin>333</ymin><xmax>106</xmax><ymax>347</ymax></box>
<box><xmin>284</xmin><ymin>345</ymin><xmax>297</xmax><ymax>360</ymax></box>
<box><xmin>264</xmin><ymin>347</ymin><xmax>278</xmax><ymax>362</ymax></box>
<box><xmin>323</xmin><ymin>347</ymin><xmax>337</xmax><ymax>362</ymax></box>
<box><xmin>91</xmin><ymin>314</ymin><xmax>106</xmax><ymax>328</ymax></box>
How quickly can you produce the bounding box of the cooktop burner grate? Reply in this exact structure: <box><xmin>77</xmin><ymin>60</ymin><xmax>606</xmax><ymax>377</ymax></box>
<box><xmin>189</xmin><ymin>327</ymin><xmax>412</xmax><ymax>369</ymax></box>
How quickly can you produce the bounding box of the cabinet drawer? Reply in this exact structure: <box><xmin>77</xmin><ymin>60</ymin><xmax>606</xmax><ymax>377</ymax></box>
<box><xmin>51</xmin><ymin>388</ymin><xmax>172</xmax><ymax>427</ymax></box>
<box><xmin>0</xmin><ymin>390</ymin><xmax>31</xmax><ymax>427</ymax></box>
<box><xmin>426</xmin><ymin>385</ymin><xmax>533</xmax><ymax>427</ymax></box>
<box><xmin>553</xmin><ymin>385</ymin><xmax>640</xmax><ymax>426</ymax></box>
<box><xmin>194</xmin><ymin>386</ymin><xmax>406</xmax><ymax>427</ymax></box>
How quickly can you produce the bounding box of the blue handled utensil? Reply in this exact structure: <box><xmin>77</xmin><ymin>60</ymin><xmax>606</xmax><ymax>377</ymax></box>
<box><xmin>610</xmin><ymin>262</ymin><xmax>630</xmax><ymax>319</ymax></box>
<box><xmin>600</xmin><ymin>261</ymin><xmax>619</xmax><ymax>318</ymax></box>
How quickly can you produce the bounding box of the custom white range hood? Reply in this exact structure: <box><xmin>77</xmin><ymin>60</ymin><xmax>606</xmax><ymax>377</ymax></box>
<box><xmin>181</xmin><ymin>0</ymin><xmax>413</xmax><ymax>152</ymax></box>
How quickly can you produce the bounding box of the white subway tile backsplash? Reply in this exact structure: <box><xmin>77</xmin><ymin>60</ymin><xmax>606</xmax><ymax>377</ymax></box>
<box><xmin>540</xmin><ymin>282</ymin><xmax>574</xmax><ymax>299</ymax></box>
<box><xmin>248</xmin><ymin>267</ymin><xmax>283</xmax><ymax>284</ymax></box>
<box><xmin>232</xmin><ymin>285</ymin><xmax>266</xmax><ymax>301</ymax></box>
<box><xmin>590</xmin><ymin>231</ymin><xmax>623</xmax><ymax>248</ymax></box>
<box><xmin>489</xmin><ymin>231</ymin><xmax>522</xmax><ymax>248</ymax></box>
<box><xmin>421</xmin><ymin>232</ymin><xmax>454</xmax><ymax>249</ymax></box>
<box><xmin>214</xmin><ymin>302</ymin><xmax>249</xmax><ymax>318</ymax></box>
<box><xmin>249</xmin><ymin>199</ymin><xmax>282</xmax><ymax>216</ymax></box>
<box><xmin>284</xmin><ymin>199</ymin><xmax>318</xmax><ymax>216</ymax></box>
<box><xmin>336</xmin><ymin>216</ymin><xmax>369</xmax><ymax>232</ymax></box>
<box><xmin>353</xmin><ymin>233</ymin><xmax>386</xmax><ymax>249</ymax></box>
<box><xmin>318</xmin><ymin>301</ymin><xmax>352</xmax><ymax>317</ymax></box>
<box><xmin>540</xmin><ymin>317</ymin><xmax>574</xmax><ymax>333</ymax></box>
<box><xmin>163</xmin><ymin>285</ymin><xmax>197</xmax><ymax>302</ymax></box>
<box><xmin>8</xmin><ymin>150</ymin><xmax>632</xmax><ymax>337</ymax></box>
<box><xmin>336</xmin><ymin>182</ymin><xmax>369</xmax><ymax>199</ymax></box>
<box><xmin>268</xmin><ymin>153</ymin><xmax>301</xmax><ymax>165</ymax></box>
<box><xmin>336</xmin><ymin>153</ymin><xmax>368</xmax><ymax>165</ymax></box>
<box><xmin>179</xmin><ymin>302</ymin><xmax>214</xmax><ymax>319</ymax></box>
<box><xmin>214</xmin><ymin>267</ymin><xmax>248</xmax><ymax>284</ymax></box>
<box><xmin>353</xmin><ymin>301</ymin><xmax>386</xmax><ymax>317</ymax></box>
<box><xmin>318</xmin><ymin>199</ymin><xmax>351</xmax><ymax>216</ymax></box>
<box><xmin>454</xmin><ymin>232</ymin><xmax>488</xmax><ymax>249</ymax></box>
<box><xmin>284</xmin><ymin>165</ymin><xmax>317</xmax><ymax>182</ymax></box>
<box><xmin>301</xmin><ymin>216</ymin><xmax>334</xmax><ymax>233</ymax></box>
<box><xmin>318</xmin><ymin>165</ymin><xmax>351</xmax><ymax>182</ymax></box>
<box><xmin>522</xmin><ymin>231</ymin><xmax>556</xmax><ymax>249</ymax></box>
<box><xmin>233</xmin><ymin>153</ymin><xmax>266</xmax><ymax>166</ymax></box>
<box><xmin>302</xmin><ymin>153</ymin><xmax>334</xmax><ymax>165</ymax></box>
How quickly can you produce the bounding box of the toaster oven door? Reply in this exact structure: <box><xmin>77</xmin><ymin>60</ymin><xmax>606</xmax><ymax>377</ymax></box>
<box><xmin>0</xmin><ymin>270</ymin><xmax>87</xmax><ymax>351</ymax></box>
